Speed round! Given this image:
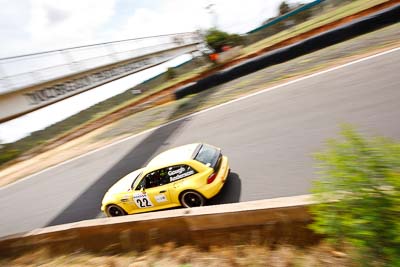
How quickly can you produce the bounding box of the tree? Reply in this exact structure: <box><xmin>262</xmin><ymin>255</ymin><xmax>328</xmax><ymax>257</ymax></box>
<box><xmin>166</xmin><ymin>67</ymin><xmax>176</xmax><ymax>80</ymax></box>
<box><xmin>279</xmin><ymin>1</ymin><xmax>291</xmax><ymax>16</ymax></box>
<box><xmin>205</xmin><ymin>28</ymin><xmax>243</xmax><ymax>53</ymax></box>
<box><xmin>310</xmin><ymin>126</ymin><xmax>400</xmax><ymax>266</ymax></box>
<box><xmin>294</xmin><ymin>4</ymin><xmax>313</xmax><ymax>23</ymax></box>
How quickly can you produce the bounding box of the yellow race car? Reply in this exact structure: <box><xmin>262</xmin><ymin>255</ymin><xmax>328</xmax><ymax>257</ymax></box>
<box><xmin>101</xmin><ymin>143</ymin><xmax>229</xmax><ymax>217</ymax></box>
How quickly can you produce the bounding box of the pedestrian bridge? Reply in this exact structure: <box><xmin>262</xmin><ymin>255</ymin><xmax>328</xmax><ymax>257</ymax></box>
<box><xmin>0</xmin><ymin>32</ymin><xmax>204</xmax><ymax>122</ymax></box>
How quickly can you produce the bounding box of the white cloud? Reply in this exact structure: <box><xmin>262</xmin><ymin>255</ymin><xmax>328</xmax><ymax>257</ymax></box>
<box><xmin>0</xmin><ymin>0</ymin><xmax>31</xmax><ymax>57</ymax></box>
<box><xmin>28</xmin><ymin>0</ymin><xmax>116</xmax><ymax>51</ymax></box>
<box><xmin>111</xmin><ymin>0</ymin><xmax>296</xmax><ymax>42</ymax></box>
<box><xmin>0</xmin><ymin>0</ymin><xmax>313</xmax><ymax>57</ymax></box>
<box><xmin>113</xmin><ymin>1</ymin><xmax>210</xmax><ymax>40</ymax></box>
<box><xmin>0</xmin><ymin>0</ymin><xmax>117</xmax><ymax>57</ymax></box>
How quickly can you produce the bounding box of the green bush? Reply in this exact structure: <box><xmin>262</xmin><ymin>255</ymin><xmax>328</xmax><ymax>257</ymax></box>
<box><xmin>310</xmin><ymin>126</ymin><xmax>400</xmax><ymax>266</ymax></box>
<box><xmin>166</xmin><ymin>67</ymin><xmax>176</xmax><ymax>80</ymax></box>
<box><xmin>205</xmin><ymin>28</ymin><xmax>243</xmax><ymax>53</ymax></box>
<box><xmin>0</xmin><ymin>148</ymin><xmax>21</xmax><ymax>165</ymax></box>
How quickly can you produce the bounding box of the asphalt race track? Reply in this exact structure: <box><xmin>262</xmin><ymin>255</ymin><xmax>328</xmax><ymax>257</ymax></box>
<box><xmin>0</xmin><ymin>48</ymin><xmax>399</xmax><ymax>238</ymax></box>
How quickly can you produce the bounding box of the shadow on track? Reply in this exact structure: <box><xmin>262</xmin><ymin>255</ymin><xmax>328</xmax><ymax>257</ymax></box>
<box><xmin>208</xmin><ymin>172</ymin><xmax>241</xmax><ymax>205</ymax></box>
<box><xmin>47</xmin><ymin>84</ymin><xmax>224</xmax><ymax>226</ymax></box>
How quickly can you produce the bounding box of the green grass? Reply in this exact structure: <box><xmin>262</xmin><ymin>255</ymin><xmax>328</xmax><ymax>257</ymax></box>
<box><xmin>241</xmin><ymin>0</ymin><xmax>390</xmax><ymax>56</ymax></box>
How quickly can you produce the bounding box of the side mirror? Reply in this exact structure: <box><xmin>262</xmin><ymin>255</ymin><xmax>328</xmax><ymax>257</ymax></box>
<box><xmin>140</xmin><ymin>186</ymin><xmax>146</xmax><ymax>193</ymax></box>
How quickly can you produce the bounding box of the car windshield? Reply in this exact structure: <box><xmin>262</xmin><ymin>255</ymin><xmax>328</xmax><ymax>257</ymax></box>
<box><xmin>130</xmin><ymin>172</ymin><xmax>143</xmax><ymax>189</ymax></box>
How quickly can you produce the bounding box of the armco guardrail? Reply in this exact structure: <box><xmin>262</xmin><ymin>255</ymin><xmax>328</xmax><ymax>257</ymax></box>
<box><xmin>174</xmin><ymin>4</ymin><xmax>400</xmax><ymax>99</ymax></box>
<box><xmin>0</xmin><ymin>195</ymin><xmax>318</xmax><ymax>257</ymax></box>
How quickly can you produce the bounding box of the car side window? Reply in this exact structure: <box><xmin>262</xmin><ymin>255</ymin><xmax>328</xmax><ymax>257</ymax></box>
<box><xmin>136</xmin><ymin>177</ymin><xmax>146</xmax><ymax>190</ymax></box>
<box><xmin>137</xmin><ymin>168</ymin><xmax>170</xmax><ymax>190</ymax></box>
<box><xmin>167</xmin><ymin>165</ymin><xmax>197</xmax><ymax>182</ymax></box>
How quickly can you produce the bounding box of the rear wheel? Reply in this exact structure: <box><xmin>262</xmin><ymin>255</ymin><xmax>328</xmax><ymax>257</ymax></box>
<box><xmin>106</xmin><ymin>204</ymin><xmax>126</xmax><ymax>217</ymax></box>
<box><xmin>180</xmin><ymin>191</ymin><xmax>205</xmax><ymax>208</ymax></box>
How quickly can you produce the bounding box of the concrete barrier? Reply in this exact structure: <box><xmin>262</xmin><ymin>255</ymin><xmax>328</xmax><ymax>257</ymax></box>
<box><xmin>0</xmin><ymin>195</ymin><xmax>319</xmax><ymax>257</ymax></box>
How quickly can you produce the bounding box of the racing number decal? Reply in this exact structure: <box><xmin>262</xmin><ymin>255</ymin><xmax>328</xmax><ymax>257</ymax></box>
<box><xmin>133</xmin><ymin>193</ymin><xmax>154</xmax><ymax>208</ymax></box>
<box><xmin>136</xmin><ymin>198</ymin><xmax>151</xmax><ymax>208</ymax></box>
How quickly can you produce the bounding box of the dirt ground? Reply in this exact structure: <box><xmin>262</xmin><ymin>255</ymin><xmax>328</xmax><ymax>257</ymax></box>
<box><xmin>0</xmin><ymin>23</ymin><xmax>399</xmax><ymax>188</ymax></box>
<box><xmin>0</xmin><ymin>242</ymin><xmax>354</xmax><ymax>267</ymax></box>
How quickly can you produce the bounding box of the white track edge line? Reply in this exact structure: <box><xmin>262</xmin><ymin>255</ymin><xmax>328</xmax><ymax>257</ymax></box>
<box><xmin>2</xmin><ymin>46</ymin><xmax>400</xmax><ymax>190</ymax></box>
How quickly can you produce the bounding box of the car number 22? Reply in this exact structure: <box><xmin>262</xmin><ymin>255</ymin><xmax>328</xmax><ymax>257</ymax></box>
<box><xmin>133</xmin><ymin>193</ymin><xmax>154</xmax><ymax>208</ymax></box>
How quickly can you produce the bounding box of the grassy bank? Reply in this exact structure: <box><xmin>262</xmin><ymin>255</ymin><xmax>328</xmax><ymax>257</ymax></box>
<box><xmin>242</xmin><ymin>0</ymin><xmax>390</xmax><ymax>56</ymax></box>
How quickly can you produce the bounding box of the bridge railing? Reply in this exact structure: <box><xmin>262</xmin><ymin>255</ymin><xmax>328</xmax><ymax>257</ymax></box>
<box><xmin>0</xmin><ymin>32</ymin><xmax>201</xmax><ymax>94</ymax></box>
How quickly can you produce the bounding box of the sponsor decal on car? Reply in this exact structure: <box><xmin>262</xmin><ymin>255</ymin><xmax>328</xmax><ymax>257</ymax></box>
<box><xmin>170</xmin><ymin>170</ymin><xmax>195</xmax><ymax>182</ymax></box>
<box><xmin>155</xmin><ymin>194</ymin><xmax>168</xmax><ymax>203</ymax></box>
<box><xmin>168</xmin><ymin>167</ymin><xmax>185</xmax><ymax>176</ymax></box>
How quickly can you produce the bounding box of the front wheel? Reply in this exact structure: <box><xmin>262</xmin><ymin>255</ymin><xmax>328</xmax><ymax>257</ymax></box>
<box><xmin>106</xmin><ymin>204</ymin><xmax>127</xmax><ymax>217</ymax></box>
<box><xmin>180</xmin><ymin>191</ymin><xmax>205</xmax><ymax>208</ymax></box>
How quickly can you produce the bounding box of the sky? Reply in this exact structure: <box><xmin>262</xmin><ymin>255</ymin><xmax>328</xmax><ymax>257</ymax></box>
<box><xmin>0</xmin><ymin>0</ymin><xmax>309</xmax><ymax>57</ymax></box>
<box><xmin>0</xmin><ymin>0</ymin><xmax>310</xmax><ymax>143</ymax></box>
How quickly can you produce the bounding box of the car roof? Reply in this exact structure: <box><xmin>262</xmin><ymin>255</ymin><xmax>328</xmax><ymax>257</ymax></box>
<box><xmin>146</xmin><ymin>143</ymin><xmax>201</xmax><ymax>168</ymax></box>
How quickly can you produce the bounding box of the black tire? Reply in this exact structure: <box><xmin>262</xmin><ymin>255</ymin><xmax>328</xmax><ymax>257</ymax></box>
<box><xmin>180</xmin><ymin>191</ymin><xmax>206</xmax><ymax>208</ymax></box>
<box><xmin>106</xmin><ymin>204</ymin><xmax>127</xmax><ymax>217</ymax></box>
